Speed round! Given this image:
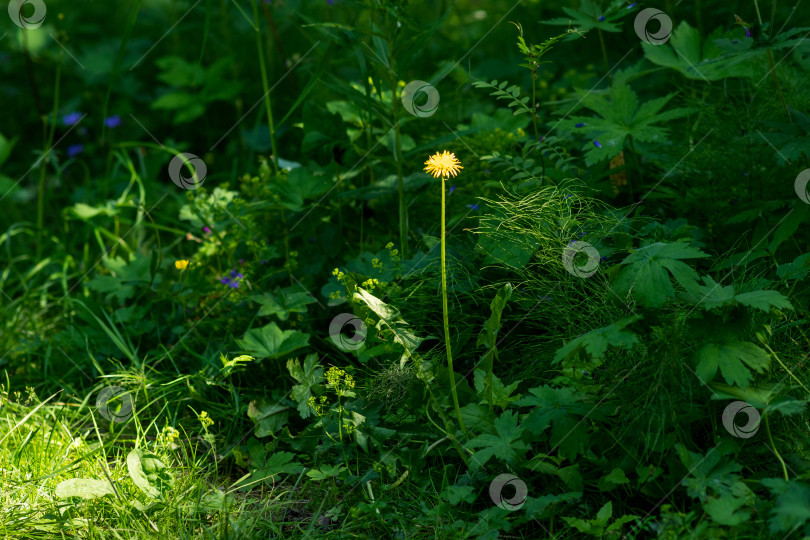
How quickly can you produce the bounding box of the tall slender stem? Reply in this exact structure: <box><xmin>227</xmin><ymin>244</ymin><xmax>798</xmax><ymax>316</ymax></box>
<box><xmin>441</xmin><ymin>177</ymin><xmax>466</xmax><ymax>434</ymax></box>
<box><xmin>251</xmin><ymin>0</ymin><xmax>279</xmax><ymax>174</ymax></box>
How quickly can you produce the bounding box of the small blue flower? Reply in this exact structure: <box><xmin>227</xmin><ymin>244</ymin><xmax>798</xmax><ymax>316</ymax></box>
<box><xmin>598</xmin><ymin>16</ymin><xmax>605</xmax><ymax>21</ymax></box>
<box><xmin>67</xmin><ymin>144</ymin><xmax>83</xmax><ymax>158</ymax></box>
<box><xmin>593</xmin><ymin>140</ymin><xmax>602</xmax><ymax>149</ymax></box>
<box><xmin>449</xmin><ymin>185</ymin><xmax>456</xmax><ymax>194</ymax></box>
<box><xmin>575</xmin><ymin>122</ymin><xmax>586</xmax><ymax>128</ymax></box>
<box><xmin>744</xmin><ymin>27</ymin><xmax>752</xmax><ymax>38</ymax></box>
<box><xmin>601</xmin><ymin>256</ymin><xmax>607</xmax><ymax>261</ymax></box>
<box><xmin>466</xmin><ymin>204</ymin><xmax>479</xmax><ymax>211</ymax></box>
<box><xmin>583</xmin><ymin>370</ymin><xmax>589</xmax><ymax>375</ymax></box>
<box><xmin>104</xmin><ymin>115</ymin><xmax>122</xmax><ymax>128</ymax></box>
<box><xmin>627</xmin><ymin>3</ymin><xmax>637</xmax><ymax>8</ymax></box>
<box><xmin>63</xmin><ymin>112</ymin><xmax>82</xmax><ymax>126</ymax></box>
<box><xmin>578</xmin><ymin>232</ymin><xmax>585</xmax><ymax>237</ymax></box>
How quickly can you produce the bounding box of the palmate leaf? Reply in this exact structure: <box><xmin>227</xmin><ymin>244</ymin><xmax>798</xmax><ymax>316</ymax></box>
<box><xmin>553</xmin><ymin>315</ymin><xmax>642</xmax><ymax>363</ymax></box>
<box><xmin>678</xmin><ymin>275</ymin><xmax>793</xmax><ymax>312</ymax></box>
<box><xmin>694</xmin><ymin>341</ymin><xmax>770</xmax><ymax>389</ymax></box>
<box><xmin>247</xmin><ymin>396</ymin><xmax>290</xmax><ymax>438</ymax></box>
<box><xmin>643</xmin><ymin>21</ymin><xmax>763</xmax><ymax>80</ymax></box>
<box><xmin>762</xmin><ymin>478</ymin><xmax>810</xmax><ymax>534</ymax></box>
<box><xmin>287</xmin><ymin>354</ymin><xmax>324</xmax><ymax>419</ymax></box>
<box><xmin>464</xmin><ymin>410</ymin><xmax>528</xmax><ymax>469</ymax></box>
<box><xmin>556</xmin><ymin>79</ymin><xmax>696</xmax><ymax>165</ymax></box>
<box><xmin>612</xmin><ymin>242</ymin><xmax>709</xmax><ymax>308</ymax></box>
<box><xmin>236</xmin><ymin>322</ymin><xmax>310</xmax><ymax>361</ymax></box>
<box><xmin>542</xmin><ymin>0</ymin><xmax>634</xmax><ymax>34</ymax></box>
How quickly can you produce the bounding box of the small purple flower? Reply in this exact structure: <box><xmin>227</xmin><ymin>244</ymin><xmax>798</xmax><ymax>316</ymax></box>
<box><xmin>238</xmin><ymin>259</ymin><xmax>245</xmax><ymax>264</ymax></box>
<box><xmin>261</xmin><ymin>260</ymin><xmax>267</xmax><ymax>264</ymax></box>
<box><xmin>449</xmin><ymin>185</ymin><xmax>456</xmax><ymax>194</ymax></box>
<box><xmin>744</xmin><ymin>27</ymin><xmax>752</xmax><ymax>38</ymax></box>
<box><xmin>67</xmin><ymin>144</ymin><xmax>83</xmax><ymax>158</ymax></box>
<box><xmin>598</xmin><ymin>16</ymin><xmax>605</xmax><ymax>21</ymax></box>
<box><xmin>564</xmin><ymin>194</ymin><xmax>573</xmax><ymax>198</ymax></box>
<box><xmin>583</xmin><ymin>370</ymin><xmax>589</xmax><ymax>375</ymax></box>
<box><xmin>593</xmin><ymin>140</ymin><xmax>602</xmax><ymax>149</ymax></box>
<box><xmin>578</xmin><ymin>232</ymin><xmax>585</xmax><ymax>236</ymax></box>
<box><xmin>601</xmin><ymin>256</ymin><xmax>607</xmax><ymax>261</ymax></box>
<box><xmin>104</xmin><ymin>115</ymin><xmax>122</xmax><ymax>128</ymax></box>
<box><xmin>203</xmin><ymin>226</ymin><xmax>212</xmax><ymax>233</ymax></box>
<box><xmin>466</xmin><ymin>204</ymin><xmax>479</xmax><ymax>211</ymax></box>
<box><xmin>627</xmin><ymin>3</ymin><xmax>637</xmax><ymax>9</ymax></box>
<box><xmin>538</xmin><ymin>137</ymin><xmax>544</xmax><ymax>143</ymax></box>
<box><xmin>575</xmin><ymin>122</ymin><xmax>586</xmax><ymax>128</ymax></box>
<box><xmin>63</xmin><ymin>112</ymin><xmax>82</xmax><ymax>126</ymax></box>
<box><xmin>221</xmin><ymin>269</ymin><xmax>244</xmax><ymax>288</ymax></box>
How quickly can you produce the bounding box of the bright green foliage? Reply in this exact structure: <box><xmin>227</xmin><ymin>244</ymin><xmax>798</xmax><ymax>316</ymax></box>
<box><xmin>612</xmin><ymin>242</ymin><xmax>709</xmax><ymax>307</ymax></box>
<box><xmin>236</xmin><ymin>322</ymin><xmax>310</xmax><ymax>360</ymax></box>
<box><xmin>55</xmin><ymin>478</ymin><xmax>116</xmax><ymax>500</ymax></box>
<box><xmin>556</xmin><ymin>75</ymin><xmax>697</xmax><ymax>165</ymax></box>
<box><xmin>127</xmin><ymin>449</ymin><xmax>174</xmax><ymax>499</ymax></box>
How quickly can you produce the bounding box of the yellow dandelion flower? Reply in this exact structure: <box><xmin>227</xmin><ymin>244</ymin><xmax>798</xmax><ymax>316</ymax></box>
<box><xmin>175</xmin><ymin>260</ymin><xmax>189</xmax><ymax>270</ymax></box>
<box><xmin>424</xmin><ymin>151</ymin><xmax>463</xmax><ymax>179</ymax></box>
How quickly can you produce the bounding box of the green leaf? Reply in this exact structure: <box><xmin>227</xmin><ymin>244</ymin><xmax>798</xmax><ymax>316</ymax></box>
<box><xmin>247</xmin><ymin>398</ymin><xmax>290</xmax><ymax>438</ymax></box>
<box><xmin>695</xmin><ymin>341</ymin><xmax>770</xmax><ymax>389</ymax></box>
<box><xmin>254</xmin><ymin>286</ymin><xmax>318</xmax><ymax>321</ymax></box>
<box><xmin>612</xmin><ymin>242</ymin><xmax>708</xmax><ymax>307</ymax></box>
<box><xmin>464</xmin><ymin>410</ymin><xmax>528</xmax><ymax>469</ymax></box>
<box><xmin>127</xmin><ymin>449</ymin><xmax>173</xmax><ymax>499</ymax></box>
<box><xmin>352</xmin><ymin>287</ymin><xmax>424</xmax><ymax>357</ymax></box>
<box><xmin>473</xmin><ymin>369</ymin><xmax>522</xmax><ymax>409</ymax></box>
<box><xmin>287</xmin><ymin>354</ymin><xmax>324</xmax><ymax>419</ymax></box>
<box><xmin>55</xmin><ymin>478</ymin><xmax>116</xmax><ymax>500</ymax></box>
<box><xmin>306</xmin><ymin>464</ymin><xmax>346</xmax><ymax>481</ymax></box>
<box><xmin>643</xmin><ymin>21</ymin><xmax>762</xmax><ymax>80</ymax></box>
<box><xmin>553</xmin><ymin>315</ymin><xmax>641</xmax><ymax>363</ymax></box>
<box><xmin>236</xmin><ymin>322</ymin><xmax>310</xmax><ymax>360</ymax></box>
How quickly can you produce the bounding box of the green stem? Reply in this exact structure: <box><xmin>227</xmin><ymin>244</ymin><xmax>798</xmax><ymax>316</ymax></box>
<box><xmin>597</xmin><ymin>28</ymin><xmax>610</xmax><ymax>77</ymax></box>
<box><xmin>37</xmin><ymin>50</ymin><xmax>63</xmax><ymax>260</ymax></box>
<box><xmin>441</xmin><ymin>177</ymin><xmax>466</xmax><ymax>435</ymax></box>
<box><xmin>251</xmin><ymin>0</ymin><xmax>279</xmax><ymax>174</ymax></box>
<box><xmin>765</xmin><ymin>412</ymin><xmax>789</xmax><ymax>481</ymax></box>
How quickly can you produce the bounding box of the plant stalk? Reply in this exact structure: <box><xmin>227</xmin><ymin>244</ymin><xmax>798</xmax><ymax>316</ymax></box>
<box><xmin>441</xmin><ymin>177</ymin><xmax>466</xmax><ymax>435</ymax></box>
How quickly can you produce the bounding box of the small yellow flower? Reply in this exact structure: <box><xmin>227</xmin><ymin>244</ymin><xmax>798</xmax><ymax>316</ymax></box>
<box><xmin>424</xmin><ymin>150</ymin><xmax>463</xmax><ymax>179</ymax></box>
<box><xmin>199</xmin><ymin>410</ymin><xmax>214</xmax><ymax>428</ymax></box>
<box><xmin>175</xmin><ymin>260</ymin><xmax>189</xmax><ymax>270</ymax></box>
<box><xmin>372</xmin><ymin>258</ymin><xmax>383</xmax><ymax>269</ymax></box>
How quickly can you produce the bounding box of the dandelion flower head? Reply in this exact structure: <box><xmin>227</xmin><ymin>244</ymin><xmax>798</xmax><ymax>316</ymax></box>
<box><xmin>424</xmin><ymin>150</ymin><xmax>463</xmax><ymax>179</ymax></box>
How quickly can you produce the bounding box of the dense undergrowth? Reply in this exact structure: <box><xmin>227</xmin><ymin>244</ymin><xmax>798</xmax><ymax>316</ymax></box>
<box><xmin>1</xmin><ymin>0</ymin><xmax>810</xmax><ymax>538</ymax></box>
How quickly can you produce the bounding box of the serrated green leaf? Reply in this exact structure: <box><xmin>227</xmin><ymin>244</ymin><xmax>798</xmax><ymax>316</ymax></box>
<box><xmin>695</xmin><ymin>341</ymin><xmax>770</xmax><ymax>388</ymax></box>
